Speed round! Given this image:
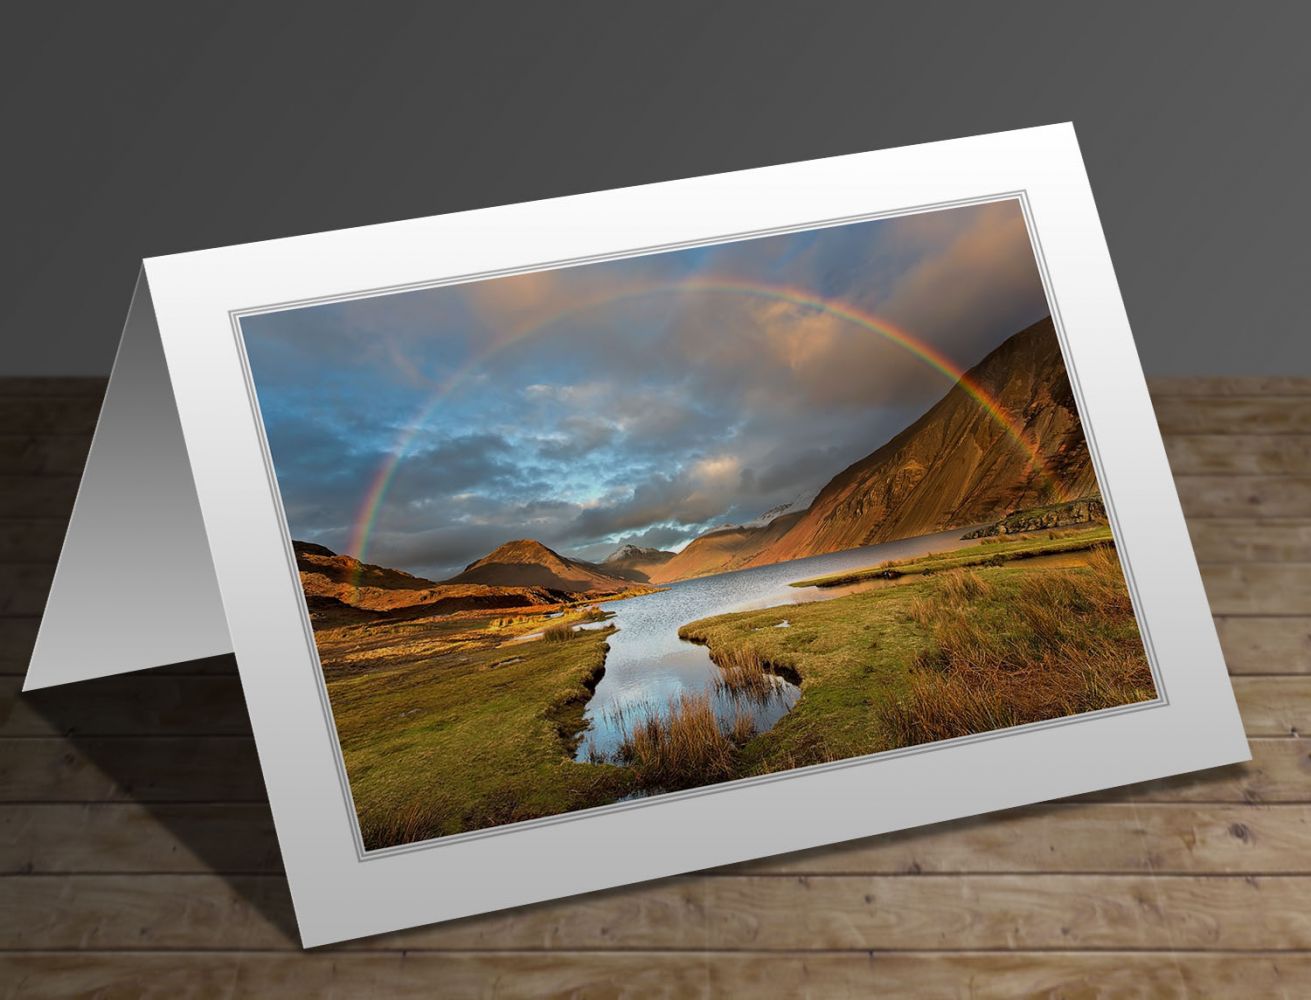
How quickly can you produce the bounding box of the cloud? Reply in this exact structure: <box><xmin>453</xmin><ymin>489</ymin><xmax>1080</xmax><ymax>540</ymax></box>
<box><xmin>242</xmin><ymin>198</ymin><xmax>1052</xmax><ymax>579</ymax></box>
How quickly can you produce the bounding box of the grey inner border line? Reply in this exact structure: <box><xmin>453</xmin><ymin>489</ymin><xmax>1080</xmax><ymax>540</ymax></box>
<box><xmin>229</xmin><ymin>191</ymin><xmax>1168</xmax><ymax>864</ymax></box>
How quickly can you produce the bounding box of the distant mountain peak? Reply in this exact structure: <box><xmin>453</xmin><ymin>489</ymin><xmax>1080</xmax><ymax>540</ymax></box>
<box><xmin>464</xmin><ymin>538</ymin><xmax>561</xmax><ymax>570</ymax></box>
<box><xmin>604</xmin><ymin>543</ymin><xmax>668</xmax><ymax>563</ymax></box>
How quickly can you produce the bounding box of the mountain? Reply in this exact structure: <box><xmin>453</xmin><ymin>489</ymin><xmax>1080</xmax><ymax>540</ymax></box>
<box><xmin>293</xmin><ymin>541</ymin><xmax>563</xmax><ymax>624</ymax></box>
<box><xmin>648</xmin><ymin>316</ymin><xmax>1096</xmax><ymax>582</ymax></box>
<box><xmin>746</xmin><ymin>315</ymin><xmax>1095</xmax><ymax>566</ymax></box>
<box><xmin>445</xmin><ymin>539</ymin><xmax>641</xmax><ymax>594</ymax></box>
<box><xmin>601</xmin><ymin>544</ymin><xmax>677</xmax><ymax>582</ymax></box>
<box><xmin>647</xmin><ymin>511</ymin><xmax>804</xmax><ymax>584</ymax></box>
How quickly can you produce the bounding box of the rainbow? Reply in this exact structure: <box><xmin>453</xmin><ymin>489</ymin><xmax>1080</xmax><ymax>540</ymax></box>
<box><xmin>346</xmin><ymin>279</ymin><xmax>1059</xmax><ymax>576</ymax></box>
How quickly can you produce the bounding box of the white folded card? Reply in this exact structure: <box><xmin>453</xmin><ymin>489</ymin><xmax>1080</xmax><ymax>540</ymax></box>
<box><xmin>26</xmin><ymin>124</ymin><xmax>1247</xmax><ymax>947</ymax></box>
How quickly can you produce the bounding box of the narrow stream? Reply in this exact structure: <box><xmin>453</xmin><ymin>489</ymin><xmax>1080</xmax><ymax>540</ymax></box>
<box><xmin>573</xmin><ymin>526</ymin><xmax>981</xmax><ymax>760</ymax></box>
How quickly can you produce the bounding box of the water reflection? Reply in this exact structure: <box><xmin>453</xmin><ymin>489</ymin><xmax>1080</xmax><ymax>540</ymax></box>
<box><xmin>573</xmin><ymin>526</ymin><xmax>980</xmax><ymax>761</ymax></box>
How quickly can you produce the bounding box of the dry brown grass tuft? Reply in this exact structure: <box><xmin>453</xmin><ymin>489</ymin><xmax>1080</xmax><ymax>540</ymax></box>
<box><xmin>881</xmin><ymin>551</ymin><xmax>1153</xmax><ymax>746</ymax></box>
<box><xmin>712</xmin><ymin>645</ymin><xmax>779</xmax><ymax>699</ymax></box>
<box><xmin>617</xmin><ymin>692</ymin><xmax>737</xmax><ymax>791</ymax></box>
<box><xmin>541</xmin><ymin>622</ymin><xmax>578</xmax><ymax>643</ymax></box>
<box><xmin>728</xmin><ymin>711</ymin><xmax>758</xmax><ymax>745</ymax></box>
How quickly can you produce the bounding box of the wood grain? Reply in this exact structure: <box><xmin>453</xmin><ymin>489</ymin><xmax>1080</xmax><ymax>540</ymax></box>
<box><xmin>1188</xmin><ymin>519</ymin><xmax>1311</xmax><ymax>563</ymax></box>
<box><xmin>1153</xmin><ymin>397</ymin><xmax>1311</xmax><ymax>435</ymax></box>
<box><xmin>2</xmin><ymin>374</ymin><xmax>1309</xmax><ymax>995</ymax></box>
<box><xmin>0</xmin><ymin>396</ymin><xmax>102</xmax><ymax>436</ymax></box>
<box><xmin>1166</xmin><ymin>435</ymin><xmax>1311</xmax><ymax>475</ymax></box>
<box><xmin>1217</xmin><ymin>617</ymin><xmax>1311</xmax><ymax>674</ymax></box>
<box><xmin>1200</xmin><ymin>564</ymin><xmax>1311</xmax><ymax>616</ymax></box>
<box><xmin>6</xmin><ymin>802</ymin><xmax>1310</xmax><ymax>877</ymax></box>
<box><xmin>2</xmin><ymin>873</ymin><xmax>1309</xmax><ymax>952</ymax></box>
<box><xmin>1147</xmin><ymin>376</ymin><xmax>1311</xmax><ymax>396</ymax></box>
<box><xmin>1176</xmin><ymin>475</ymin><xmax>1311</xmax><ymax>519</ymax></box>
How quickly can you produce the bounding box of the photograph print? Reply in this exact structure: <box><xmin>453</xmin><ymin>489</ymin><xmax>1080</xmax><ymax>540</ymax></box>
<box><xmin>240</xmin><ymin>198</ymin><xmax>1156</xmax><ymax>851</ymax></box>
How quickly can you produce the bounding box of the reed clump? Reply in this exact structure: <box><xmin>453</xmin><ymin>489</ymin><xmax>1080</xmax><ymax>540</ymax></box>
<box><xmin>712</xmin><ymin>645</ymin><xmax>779</xmax><ymax>699</ymax></box>
<box><xmin>541</xmin><ymin>622</ymin><xmax>578</xmax><ymax>643</ymax></box>
<box><xmin>616</xmin><ymin>692</ymin><xmax>738</xmax><ymax>791</ymax></box>
<box><xmin>881</xmin><ymin>557</ymin><xmax>1152</xmax><ymax>746</ymax></box>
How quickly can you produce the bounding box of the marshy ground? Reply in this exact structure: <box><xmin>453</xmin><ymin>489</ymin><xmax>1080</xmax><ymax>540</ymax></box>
<box><xmin>312</xmin><ymin>525</ymin><xmax>1153</xmax><ymax>848</ymax></box>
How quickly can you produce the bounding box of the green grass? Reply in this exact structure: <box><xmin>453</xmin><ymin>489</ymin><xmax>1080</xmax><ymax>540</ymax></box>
<box><xmin>323</xmin><ymin>619</ymin><xmax>634</xmax><ymax>848</ymax></box>
<box><xmin>316</xmin><ymin>539</ymin><xmax>1150</xmax><ymax>844</ymax></box>
<box><xmin>789</xmin><ymin>523</ymin><xmax>1115</xmax><ymax>588</ymax></box>
<box><xmin>679</xmin><ymin>545</ymin><xmax>1153</xmax><ymax>776</ymax></box>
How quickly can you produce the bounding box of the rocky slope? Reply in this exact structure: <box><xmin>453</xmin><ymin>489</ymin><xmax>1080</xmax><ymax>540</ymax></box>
<box><xmin>962</xmin><ymin>496</ymin><xmax>1107</xmax><ymax>538</ymax></box>
<box><xmin>747</xmin><ymin>316</ymin><xmax>1094</xmax><ymax>565</ymax></box>
<box><xmin>647</xmin><ymin>317</ymin><xmax>1097</xmax><ymax>581</ymax></box>
<box><xmin>748</xmin><ymin>316</ymin><xmax>1095</xmax><ymax>565</ymax></box>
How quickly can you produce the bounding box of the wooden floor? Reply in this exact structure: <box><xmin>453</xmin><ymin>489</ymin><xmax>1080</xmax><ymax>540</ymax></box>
<box><xmin>1</xmin><ymin>376</ymin><xmax>1309</xmax><ymax>998</ymax></box>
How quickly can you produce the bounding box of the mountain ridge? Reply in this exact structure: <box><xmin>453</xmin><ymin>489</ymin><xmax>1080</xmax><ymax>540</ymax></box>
<box><xmin>651</xmin><ymin>316</ymin><xmax>1095</xmax><ymax>580</ymax></box>
<box><xmin>445</xmin><ymin>538</ymin><xmax>641</xmax><ymax>594</ymax></box>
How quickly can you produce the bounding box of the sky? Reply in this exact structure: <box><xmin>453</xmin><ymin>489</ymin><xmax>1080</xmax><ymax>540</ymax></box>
<box><xmin>242</xmin><ymin>199</ymin><xmax>1051</xmax><ymax>581</ymax></box>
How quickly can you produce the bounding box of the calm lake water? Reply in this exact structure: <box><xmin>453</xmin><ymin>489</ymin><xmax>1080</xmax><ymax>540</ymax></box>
<box><xmin>573</xmin><ymin>526</ymin><xmax>980</xmax><ymax>761</ymax></box>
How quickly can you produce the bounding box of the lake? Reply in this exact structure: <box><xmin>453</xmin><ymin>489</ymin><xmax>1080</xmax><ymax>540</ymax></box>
<box><xmin>573</xmin><ymin>526</ymin><xmax>981</xmax><ymax>761</ymax></box>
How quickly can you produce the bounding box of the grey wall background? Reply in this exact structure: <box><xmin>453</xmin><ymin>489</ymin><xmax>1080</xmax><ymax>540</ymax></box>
<box><xmin>4</xmin><ymin>2</ymin><xmax>1308</xmax><ymax>376</ymax></box>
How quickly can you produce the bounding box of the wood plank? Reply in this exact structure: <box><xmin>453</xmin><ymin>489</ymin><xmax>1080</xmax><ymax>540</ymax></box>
<box><xmin>0</xmin><ymin>476</ymin><xmax>78</xmax><ymax>520</ymax></box>
<box><xmin>0</xmin><ymin>618</ymin><xmax>37</xmax><ymax>673</ymax></box>
<box><xmin>1148</xmin><ymin>376</ymin><xmax>1311</xmax><ymax>396</ymax></box>
<box><xmin>6</xmin><ymin>802</ymin><xmax>1310</xmax><ymax>877</ymax></box>
<box><xmin>0</xmin><ymin>952</ymin><xmax>710</xmax><ymax>999</ymax></box>
<box><xmin>0</xmin><ymin>951</ymin><xmax>1307</xmax><ymax>998</ymax></box>
<box><xmin>1</xmin><ymin>676</ymin><xmax>252</xmax><ymax>737</ymax></box>
<box><xmin>731</xmin><ymin>803</ymin><xmax>1311</xmax><ymax>877</ymax></box>
<box><xmin>1165</xmin><ymin>434</ymin><xmax>1311</xmax><ymax>475</ymax></box>
<box><xmin>1</xmin><ymin>735</ymin><xmax>1302</xmax><ymax>807</ymax></box>
<box><xmin>0</xmin><ymin>377</ymin><xmax>106</xmax><ymax>397</ymax></box>
<box><xmin>0</xmin><ymin>873</ymin><xmax>706</xmax><ymax>952</ymax></box>
<box><xmin>1153</xmin><ymin>396</ymin><xmax>1311</xmax><ymax>435</ymax></box>
<box><xmin>0</xmin><ymin>565</ymin><xmax>54</xmax><ymax>616</ymax></box>
<box><xmin>0</xmin><ymin>803</ymin><xmax>284</xmax><ymax>874</ymax></box>
<box><xmin>2</xmin><ymin>873</ymin><xmax>1309</xmax><ymax>953</ymax></box>
<box><xmin>1232</xmin><ymin>676</ymin><xmax>1310</xmax><ymax>736</ymax></box>
<box><xmin>1073</xmin><ymin>738</ymin><xmax>1310</xmax><ymax>804</ymax></box>
<box><xmin>1189</xmin><ymin>520</ymin><xmax>1311</xmax><ymax>563</ymax></box>
<box><xmin>0</xmin><ymin>522</ymin><xmax>68</xmax><ymax>564</ymax></box>
<box><xmin>1200</xmin><ymin>563</ymin><xmax>1311</xmax><ymax>616</ymax></box>
<box><xmin>0</xmin><ymin>636</ymin><xmax>237</xmax><ymax>678</ymax></box>
<box><xmin>1217</xmin><ymin>617</ymin><xmax>1311</xmax><ymax>674</ymax></box>
<box><xmin>1176</xmin><ymin>475</ymin><xmax>1311</xmax><ymax>518</ymax></box>
<box><xmin>709</xmin><ymin>952</ymin><xmax>1311</xmax><ymax>998</ymax></box>
<box><xmin>0</xmin><ymin>434</ymin><xmax>91</xmax><ymax>477</ymax></box>
<box><xmin>703</xmin><ymin>874</ymin><xmax>1311</xmax><ymax>951</ymax></box>
<box><xmin>0</xmin><ymin>396</ymin><xmax>102</xmax><ymax>436</ymax></box>
<box><xmin>0</xmin><ymin>737</ymin><xmax>267</xmax><ymax>802</ymax></box>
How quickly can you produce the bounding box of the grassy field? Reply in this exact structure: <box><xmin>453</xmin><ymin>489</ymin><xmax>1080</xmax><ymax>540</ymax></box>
<box><xmin>679</xmin><ymin>543</ymin><xmax>1153</xmax><ymax>778</ymax></box>
<box><xmin>789</xmin><ymin>523</ymin><xmax>1115</xmax><ymax>588</ymax></box>
<box><xmin>318</xmin><ymin>605</ymin><xmax>635</xmax><ymax>848</ymax></box>
<box><xmin>314</xmin><ymin>532</ymin><xmax>1152</xmax><ymax>844</ymax></box>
